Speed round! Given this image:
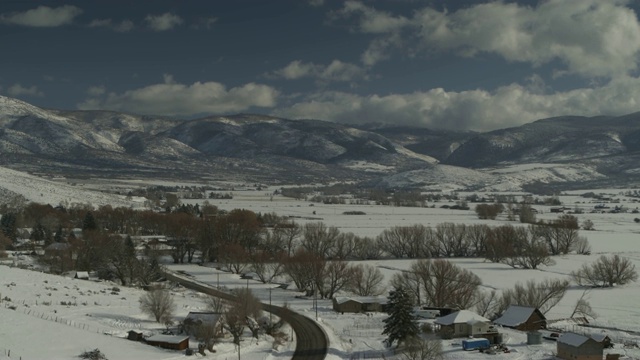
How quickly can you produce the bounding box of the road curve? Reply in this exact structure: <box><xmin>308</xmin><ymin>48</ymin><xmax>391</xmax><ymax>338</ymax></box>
<box><xmin>162</xmin><ymin>269</ymin><xmax>329</xmax><ymax>360</ymax></box>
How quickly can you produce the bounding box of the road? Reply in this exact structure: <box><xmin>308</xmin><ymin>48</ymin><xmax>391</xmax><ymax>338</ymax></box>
<box><xmin>161</xmin><ymin>269</ymin><xmax>329</xmax><ymax>360</ymax></box>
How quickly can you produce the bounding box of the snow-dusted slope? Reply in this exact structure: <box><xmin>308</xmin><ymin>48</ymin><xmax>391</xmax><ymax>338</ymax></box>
<box><xmin>0</xmin><ymin>166</ymin><xmax>144</xmax><ymax>208</ymax></box>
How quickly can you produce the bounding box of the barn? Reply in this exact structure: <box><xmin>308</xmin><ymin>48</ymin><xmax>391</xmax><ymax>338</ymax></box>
<box><xmin>557</xmin><ymin>332</ymin><xmax>603</xmax><ymax>360</ymax></box>
<box><xmin>332</xmin><ymin>297</ymin><xmax>387</xmax><ymax>313</ymax></box>
<box><xmin>493</xmin><ymin>305</ymin><xmax>546</xmax><ymax>331</ymax></box>
<box><xmin>145</xmin><ymin>334</ymin><xmax>189</xmax><ymax>350</ymax></box>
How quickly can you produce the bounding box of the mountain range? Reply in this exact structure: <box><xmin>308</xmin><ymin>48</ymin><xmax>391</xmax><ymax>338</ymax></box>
<box><xmin>1</xmin><ymin>95</ymin><xmax>639</xmax><ymax>192</ymax></box>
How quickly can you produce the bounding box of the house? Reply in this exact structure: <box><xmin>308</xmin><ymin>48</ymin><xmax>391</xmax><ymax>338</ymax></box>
<box><xmin>126</xmin><ymin>330</ymin><xmax>144</xmax><ymax>341</ymax></box>
<box><xmin>332</xmin><ymin>296</ymin><xmax>387</xmax><ymax>313</ymax></box>
<box><xmin>183</xmin><ymin>311</ymin><xmax>223</xmax><ymax>336</ymax></box>
<box><xmin>557</xmin><ymin>332</ymin><xmax>603</xmax><ymax>360</ymax></box>
<box><xmin>493</xmin><ymin>305</ymin><xmax>546</xmax><ymax>331</ymax></box>
<box><xmin>145</xmin><ymin>334</ymin><xmax>189</xmax><ymax>350</ymax></box>
<box><xmin>434</xmin><ymin>310</ymin><xmax>493</xmax><ymax>339</ymax></box>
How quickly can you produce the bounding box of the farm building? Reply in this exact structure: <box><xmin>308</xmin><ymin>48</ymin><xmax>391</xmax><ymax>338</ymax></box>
<box><xmin>183</xmin><ymin>311</ymin><xmax>223</xmax><ymax>336</ymax></box>
<box><xmin>434</xmin><ymin>310</ymin><xmax>494</xmax><ymax>339</ymax></box>
<box><xmin>332</xmin><ymin>296</ymin><xmax>387</xmax><ymax>313</ymax></box>
<box><xmin>126</xmin><ymin>330</ymin><xmax>144</xmax><ymax>341</ymax></box>
<box><xmin>145</xmin><ymin>334</ymin><xmax>189</xmax><ymax>350</ymax></box>
<box><xmin>590</xmin><ymin>333</ymin><xmax>613</xmax><ymax>348</ymax></box>
<box><xmin>557</xmin><ymin>332</ymin><xmax>603</xmax><ymax>360</ymax></box>
<box><xmin>493</xmin><ymin>305</ymin><xmax>546</xmax><ymax>331</ymax></box>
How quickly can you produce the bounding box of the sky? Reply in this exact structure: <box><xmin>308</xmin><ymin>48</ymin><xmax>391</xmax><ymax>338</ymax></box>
<box><xmin>1</xmin><ymin>0</ymin><xmax>640</xmax><ymax>132</ymax></box>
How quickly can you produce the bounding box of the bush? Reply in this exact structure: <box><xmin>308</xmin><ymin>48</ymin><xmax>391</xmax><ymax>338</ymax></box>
<box><xmin>79</xmin><ymin>348</ymin><xmax>108</xmax><ymax>360</ymax></box>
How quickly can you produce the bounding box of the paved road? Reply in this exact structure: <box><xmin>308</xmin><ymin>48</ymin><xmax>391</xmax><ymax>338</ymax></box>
<box><xmin>162</xmin><ymin>269</ymin><xmax>329</xmax><ymax>360</ymax></box>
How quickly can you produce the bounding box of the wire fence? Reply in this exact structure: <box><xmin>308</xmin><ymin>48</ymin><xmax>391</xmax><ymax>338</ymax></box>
<box><xmin>1</xmin><ymin>347</ymin><xmax>26</xmax><ymax>359</ymax></box>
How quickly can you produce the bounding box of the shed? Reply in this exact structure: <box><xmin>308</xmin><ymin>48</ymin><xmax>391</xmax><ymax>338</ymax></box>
<box><xmin>557</xmin><ymin>332</ymin><xmax>603</xmax><ymax>360</ymax></box>
<box><xmin>145</xmin><ymin>334</ymin><xmax>189</xmax><ymax>350</ymax></box>
<box><xmin>434</xmin><ymin>310</ymin><xmax>491</xmax><ymax>338</ymax></box>
<box><xmin>183</xmin><ymin>311</ymin><xmax>223</xmax><ymax>336</ymax></box>
<box><xmin>493</xmin><ymin>305</ymin><xmax>546</xmax><ymax>331</ymax></box>
<box><xmin>590</xmin><ymin>333</ymin><xmax>613</xmax><ymax>348</ymax></box>
<box><xmin>127</xmin><ymin>330</ymin><xmax>144</xmax><ymax>341</ymax></box>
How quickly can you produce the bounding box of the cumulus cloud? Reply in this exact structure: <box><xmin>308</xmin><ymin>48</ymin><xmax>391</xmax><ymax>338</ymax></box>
<box><xmin>270</xmin><ymin>60</ymin><xmax>367</xmax><ymax>83</ymax></box>
<box><xmin>145</xmin><ymin>12</ymin><xmax>183</xmax><ymax>31</ymax></box>
<box><xmin>7</xmin><ymin>84</ymin><xmax>43</xmax><ymax>97</ymax></box>
<box><xmin>274</xmin><ymin>76</ymin><xmax>640</xmax><ymax>132</ymax></box>
<box><xmin>87</xmin><ymin>85</ymin><xmax>106</xmax><ymax>96</ymax></box>
<box><xmin>338</xmin><ymin>0</ymin><xmax>640</xmax><ymax>78</ymax></box>
<box><xmin>88</xmin><ymin>18</ymin><xmax>134</xmax><ymax>32</ymax></box>
<box><xmin>78</xmin><ymin>75</ymin><xmax>279</xmax><ymax>116</ymax></box>
<box><xmin>0</xmin><ymin>5</ymin><xmax>82</xmax><ymax>27</ymax></box>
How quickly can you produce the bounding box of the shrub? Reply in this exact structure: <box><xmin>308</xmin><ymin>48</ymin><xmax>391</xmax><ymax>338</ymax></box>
<box><xmin>571</xmin><ymin>255</ymin><xmax>638</xmax><ymax>287</ymax></box>
<box><xmin>79</xmin><ymin>348</ymin><xmax>108</xmax><ymax>360</ymax></box>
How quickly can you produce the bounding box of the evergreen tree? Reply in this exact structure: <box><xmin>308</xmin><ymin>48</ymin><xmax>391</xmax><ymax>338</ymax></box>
<box><xmin>382</xmin><ymin>286</ymin><xmax>418</xmax><ymax>348</ymax></box>
<box><xmin>82</xmin><ymin>211</ymin><xmax>97</xmax><ymax>231</ymax></box>
<box><xmin>54</xmin><ymin>225</ymin><xmax>64</xmax><ymax>243</ymax></box>
<box><xmin>0</xmin><ymin>212</ymin><xmax>17</xmax><ymax>241</ymax></box>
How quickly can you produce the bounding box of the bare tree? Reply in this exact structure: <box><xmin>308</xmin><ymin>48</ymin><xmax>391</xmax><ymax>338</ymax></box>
<box><xmin>411</xmin><ymin>259</ymin><xmax>481</xmax><ymax>309</ymax></box>
<box><xmin>282</xmin><ymin>249</ymin><xmax>321</xmax><ymax>294</ymax></box>
<box><xmin>319</xmin><ymin>260</ymin><xmax>353</xmax><ymax>299</ymax></box>
<box><xmin>353</xmin><ymin>236</ymin><xmax>382</xmax><ymax>260</ymax></box>
<box><xmin>301</xmin><ymin>222</ymin><xmax>340</xmax><ymax>258</ymax></box>
<box><xmin>573</xmin><ymin>236</ymin><xmax>591</xmax><ymax>255</ymax></box>
<box><xmin>349</xmin><ymin>264</ymin><xmax>385</xmax><ymax>296</ymax></box>
<box><xmin>204</xmin><ymin>295</ymin><xmax>225</xmax><ymax>313</ymax></box>
<box><xmin>274</xmin><ymin>222</ymin><xmax>301</xmax><ymax>257</ymax></box>
<box><xmin>570</xmin><ymin>289</ymin><xmax>597</xmax><ymax>319</ymax></box>
<box><xmin>402</xmin><ymin>336</ymin><xmax>444</xmax><ymax>360</ymax></box>
<box><xmin>224</xmin><ymin>288</ymin><xmax>263</xmax><ymax>343</ymax></box>
<box><xmin>474</xmin><ymin>289</ymin><xmax>501</xmax><ymax>319</ymax></box>
<box><xmin>571</xmin><ymin>255</ymin><xmax>638</xmax><ymax>287</ymax></box>
<box><xmin>139</xmin><ymin>289</ymin><xmax>175</xmax><ymax>323</ymax></box>
<box><xmin>499</xmin><ymin>278</ymin><xmax>569</xmax><ymax>315</ymax></box>
<box><xmin>250</xmin><ymin>251</ymin><xmax>285</xmax><ymax>283</ymax></box>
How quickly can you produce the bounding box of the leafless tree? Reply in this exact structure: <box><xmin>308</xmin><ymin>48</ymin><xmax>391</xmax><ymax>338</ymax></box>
<box><xmin>282</xmin><ymin>249</ymin><xmax>321</xmax><ymax>293</ymax></box>
<box><xmin>139</xmin><ymin>289</ymin><xmax>175</xmax><ymax>323</ymax></box>
<box><xmin>273</xmin><ymin>222</ymin><xmax>301</xmax><ymax>257</ymax></box>
<box><xmin>573</xmin><ymin>236</ymin><xmax>591</xmax><ymax>255</ymax></box>
<box><xmin>250</xmin><ymin>251</ymin><xmax>285</xmax><ymax>283</ymax></box>
<box><xmin>571</xmin><ymin>255</ymin><xmax>638</xmax><ymax>287</ymax></box>
<box><xmin>474</xmin><ymin>289</ymin><xmax>501</xmax><ymax>319</ymax></box>
<box><xmin>570</xmin><ymin>289</ymin><xmax>597</xmax><ymax>319</ymax></box>
<box><xmin>466</xmin><ymin>224</ymin><xmax>490</xmax><ymax>257</ymax></box>
<box><xmin>582</xmin><ymin>219</ymin><xmax>595</xmax><ymax>231</ymax></box>
<box><xmin>301</xmin><ymin>222</ymin><xmax>340</xmax><ymax>258</ymax></box>
<box><xmin>204</xmin><ymin>295</ymin><xmax>225</xmax><ymax>313</ymax></box>
<box><xmin>319</xmin><ymin>260</ymin><xmax>353</xmax><ymax>299</ymax></box>
<box><xmin>352</xmin><ymin>236</ymin><xmax>382</xmax><ymax>260</ymax></box>
<box><xmin>349</xmin><ymin>264</ymin><xmax>385</xmax><ymax>296</ymax></box>
<box><xmin>434</xmin><ymin>223</ymin><xmax>468</xmax><ymax>257</ymax></box>
<box><xmin>402</xmin><ymin>336</ymin><xmax>443</xmax><ymax>360</ymax></box>
<box><xmin>333</xmin><ymin>232</ymin><xmax>355</xmax><ymax>260</ymax></box>
<box><xmin>519</xmin><ymin>204</ymin><xmax>537</xmax><ymax>224</ymax></box>
<box><xmin>499</xmin><ymin>278</ymin><xmax>569</xmax><ymax>315</ymax></box>
<box><xmin>390</xmin><ymin>271</ymin><xmax>421</xmax><ymax>305</ymax></box>
<box><xmin>224</xmin><ymin>288</ymin><xmax>263</xmax><ymax>343</ymax></box>
<box><xmin>411</xmin><ymin>259</ymin><xmax>482</xmax><ymax>309</ymax></box>
<box><xmin>475</xmin><ymin>203</ymin><xmax>504</xmax><ymax>220</ymax></box>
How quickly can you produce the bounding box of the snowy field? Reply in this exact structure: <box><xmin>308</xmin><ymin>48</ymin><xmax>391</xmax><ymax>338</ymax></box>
<box><xmin>2</xmin><ymin>173</ymin><xmax>640</xmax><ymax>359</ymax></box>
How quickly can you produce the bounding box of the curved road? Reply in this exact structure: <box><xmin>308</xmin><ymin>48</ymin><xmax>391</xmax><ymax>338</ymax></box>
<box><xmin>161</xmin><ymin>269</ymin><xmax>328</xmax><ymax>360</ymax></box>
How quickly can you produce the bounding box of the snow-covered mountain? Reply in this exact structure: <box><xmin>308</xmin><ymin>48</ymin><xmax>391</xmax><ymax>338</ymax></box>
<box><xmin>1</xmin><ymin>95</ymin><xmax>639</xmax><ymax>192</ymax></box>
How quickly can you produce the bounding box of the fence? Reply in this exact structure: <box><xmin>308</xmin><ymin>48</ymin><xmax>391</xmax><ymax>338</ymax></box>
<box><xmin>2</xmin><ymin>347</ymin><xmax>25</xmax><ymax>359</ymax></box>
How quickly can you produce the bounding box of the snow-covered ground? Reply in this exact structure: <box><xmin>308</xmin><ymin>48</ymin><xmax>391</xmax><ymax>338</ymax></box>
<box><xmin>3</xmin><ymin>177</ymin><xmax>640</xmax><ymax>359</ymax></box>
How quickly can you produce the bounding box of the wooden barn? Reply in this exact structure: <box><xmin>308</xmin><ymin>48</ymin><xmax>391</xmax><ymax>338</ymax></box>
<box><xmin>145</xmin><ymin>334</ymin><xmax>189</xmax><ymax>351</ymax></box>
<box><xmin>332</xmin><ymin>297</ymin><xmax>387</xmax><ymax>313</ymax></box>
<box><xmin>557</xmin><ymin>332</ymin><xmax>603</xmax><ymax>360</ymax></box>
<box><xmin>493</xmin><ymin>305</ymin><xmax>546</xmax><ymax>331</ymax></box>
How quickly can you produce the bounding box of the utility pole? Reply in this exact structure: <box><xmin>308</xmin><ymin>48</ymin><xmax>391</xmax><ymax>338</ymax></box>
<box><xmin>269</xmin><ymin>286</ymin><xmax>272</xmax><ymax>323</ymax></box>
<box><xmin>217</xmin><ymin>273</ymin><xmax>219</xmax><ymax>289</ymax></box>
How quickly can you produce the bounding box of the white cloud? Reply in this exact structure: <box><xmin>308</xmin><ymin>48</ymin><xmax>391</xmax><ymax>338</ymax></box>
<box><xmin>145</xmin><ymin>13</ymin><xmax>183</xmax><ymax>31</ymax></box>
<box><xmin>78</xmin><ymin>75</ymin><xmax>279</xmax><ymax>116</ymax></box>
<box><xmin>7</xmin><ymin>84</ymin><xmax>43</xmax><ymax>97</ymax></box>
<box><xmin>339</xmin><ymin>0</ymin><xmax>640</xmax><ymax>79</ymax></box>
<box><xmin>192</xmin><ymin>17</ymin><xmax>217</xmax><ymax>30</ymax></box>
<box><xmin>0</xmin><ymin>5</ymin><xmax>82</xmax><ymax>27</ymax></box>
<box><xmin>274</xmin><ymin>76</ymin><xmax>640</xmax><ymax>132</ymax></box>
<box><xmin>271</xmin><ymin>60</ymin><xmax>367</xmax><ymax>82</ymax></box>
<box><xmin>88</xmin><ymin>18</ymin><xmax>134</xmax><ymax>32</ymax></box>
<box><xmin>332</xmin><ymin>1</ymin><xmax>410</xmax><ymax>34</ymax></box>
<box><xmin>87</xmin><ymin>86</ymin><xmax>106</xmax><ymax>97</ymax></box>
<box><xmin>308</xmin><ymin>0</ymin><xmax>325</xmax><ymax>7</ymax></box>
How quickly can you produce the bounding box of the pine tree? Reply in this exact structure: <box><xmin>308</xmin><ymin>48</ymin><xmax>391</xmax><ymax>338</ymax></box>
<box><xmin>382</xmin><ymin>286</ymin><xmax>418</xmax><ymax>348</ymax></box>
<box><xmin>54</xmin><ymin>226</ymin><xmax>64</xmax><ymax>243</ymax></box>
<box><xmin>82</xmin><ymin>212</ymin><xmax>97</xmax><ymax>231</ymax></box>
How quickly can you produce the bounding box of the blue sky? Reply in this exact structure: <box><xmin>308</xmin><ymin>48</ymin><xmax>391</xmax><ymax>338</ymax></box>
<box><xmin>1</xmin><ymin>0</ymin><xmax>640</xmax><ymax>131</ymax></box>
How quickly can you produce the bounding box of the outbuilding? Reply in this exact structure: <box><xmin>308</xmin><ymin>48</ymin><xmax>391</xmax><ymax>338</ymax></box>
<box><xmin>332</xmin><ymin>296</ymin><xmax>387</xmax><ymax>313</ymax></box>
<box><xmin>493</xmin><ymin>305</ymin><xmax>546</xmax><ymax>331</ymax></box>
<box><xmin>145</xmin><ymin>334</ymin><xmax>189</xmax><ymax>351</ymax></box>
<box><xmin>557</xmin><ymin>332</ymin><xmax>603</xmax><ymax>360</ymax></box>
<box><xmin>434</xmin><ymin>310</ymin><xmax>492</xmax><ymax>339</ymax></box>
